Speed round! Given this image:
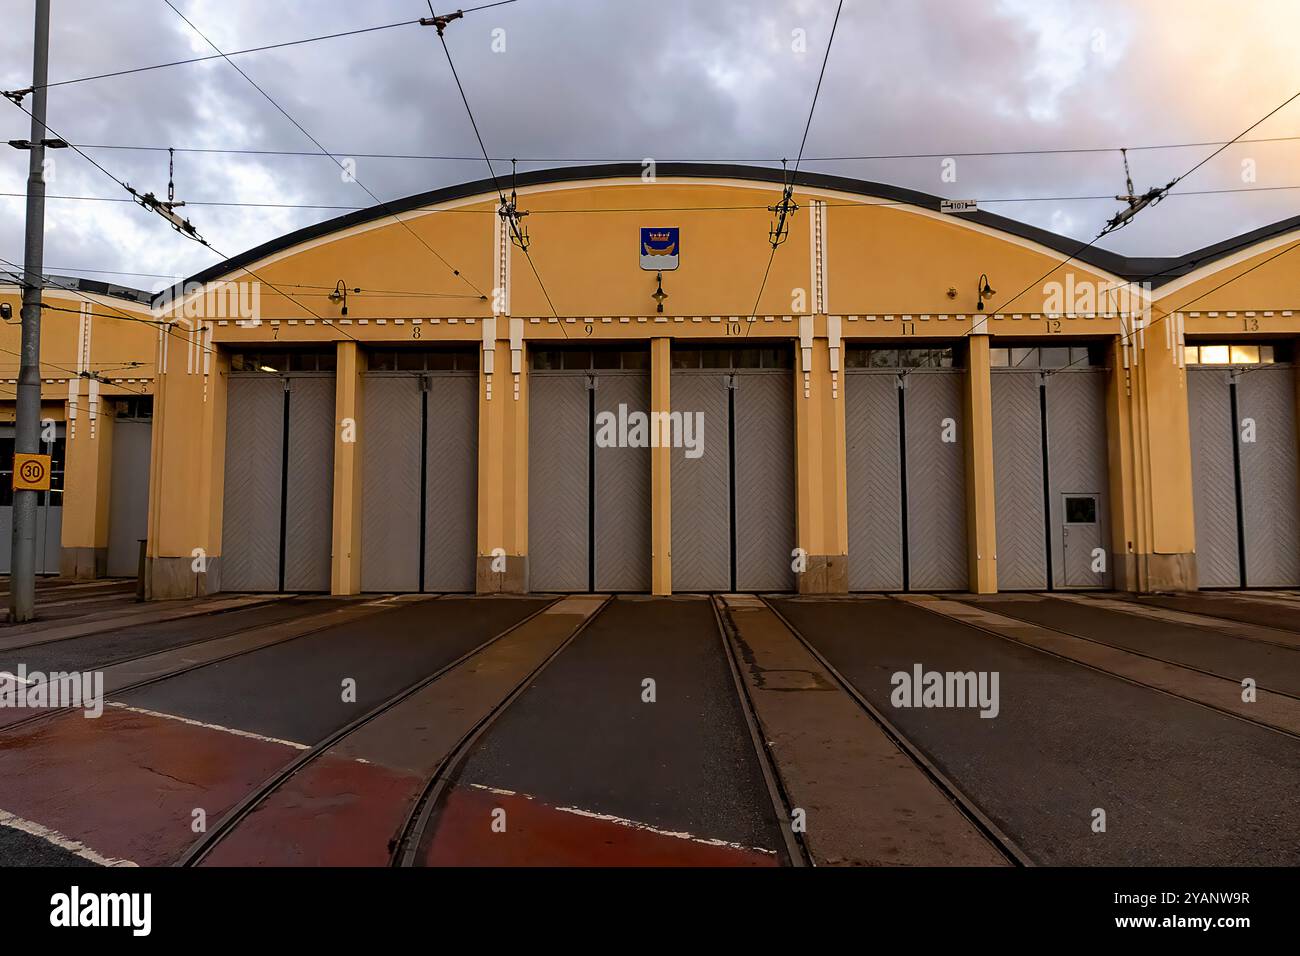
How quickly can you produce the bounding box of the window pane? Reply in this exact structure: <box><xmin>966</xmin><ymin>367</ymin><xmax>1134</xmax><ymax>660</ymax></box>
<box><xmin>733</xmin><ymin>349</ymin><xmax>762</xmax><ymax>368</ymax></box>
<box><xmin>531</xmin><ymin>349</ymin><xmax>562</xmax><ymax>370</ymax></box>
<box><xmin>1010</xmin><ymin>347</ymin><xmax>1037</xmax><ymax>368</ymax></box>
<box><xmin>1039</xmin><ymin>347</ymin><xmax>1069</xmax><ymax>369</ymax></box>
<box><xmin>592</xmin><ymin>349</ymin><xmax>621</xmax><ymax>369</ymax></box>
<box><xmin>619</xmin><ymin>350</ymin><xmax>648</xmax><ymax>370</ymax></box>
<box><xmin>1183</xmin><ymin>346</ymin><xmax>1199</xmax><ymax>366</ymax></box>
<box><xmin>759</xmin><ymin>348</ymin><xmax>792</xmax><ymax>369</ymax></box>
<box><xmin>869</xmin><ymin>349</ymin><xmax>897</xmax><ymax>368</ymax></box>
<box><xmin>990</xmin><ymin>347</ymin><xmax>1009</xmax><ymax>367</ymax></box>
<box><xmin>426</xmin><ymin>351</ymin><xmax>456</xmax><ymax>371</ymax></box>
<box><xmin>699</xmin><ymin>348</ymin><xmax>731</xmax><ymax>368</ymax></box>
<box><xmin>845</xmin><ymin>349</ymin><xmax>870</xmax><ymax>369</ymax></box>
<box><xmin>1199</xmin><ymin>345</ymin><xmax>1230</xmax><ymax>364</ymax></box>
<box><xmin>670</xmin><ymin>349</ymin><xmax>700</xmax><ymax>369</ymax></box>
<box><xmin>1260</xmin><ymin>346</ymin><xmax>1274</xmax><ymax>364</ymax></box>
<box><xmin>562</xmin><ymin>350</ymin><xmax>593</xmax><ymax>370</ymax></box>
<box><xmin>1064</xmin><ymin>496</ymin><xmax>1097</xmax><ymax>523</ymax></box>
<box><xmin>1230</xmin><ymin>345</ymin><xmax>1260</xmax><ymax>365</ymax></box>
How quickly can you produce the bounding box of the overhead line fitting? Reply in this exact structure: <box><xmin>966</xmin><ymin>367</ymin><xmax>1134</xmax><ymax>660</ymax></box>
<box><xmin>1101</xmin><ymin>147</ymin><xmax>1177</xmax><ymax>236</ymax></box>
<box><xmin>499</xmin><ymin>159</ymin><xmax>530</xmax><ymax>250</ymax></box>
<box><xmin>420</xmin><ymin>9</ymin><xmax>464</xmax><ymax>36</ymax></box>
<box><xmin>124</xmin><ymin>146</ymin><xmax>209</xmax><ymax>245</ymax></box>
<box><xmin>767</xmin><ymin>159</ymin><xmax>799</xmax><ymax>248</ymax></box>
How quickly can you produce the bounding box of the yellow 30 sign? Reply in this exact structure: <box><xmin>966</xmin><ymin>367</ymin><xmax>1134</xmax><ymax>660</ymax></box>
<box><xmin>12</xmin><ymin>453</ymin><xmax>51</xmax><ymax>491</ymax></box>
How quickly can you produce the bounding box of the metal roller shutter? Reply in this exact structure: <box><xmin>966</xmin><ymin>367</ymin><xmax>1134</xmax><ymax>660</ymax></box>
<box><xmin>733</xmin><ymin>369</ymin><xmax>795</xmax><ymax>591</ymax></box>
<box><xmin>528</xmin><ymin>370</ymin><xmax>590</xmax><ymax>592</ymax></box>
<box><xmin>361</xmin><ymin>374</ymin><xmax>422</xmax><ymax>592</ymax></box>
<box><xmin>593</xmin><ymin>370</ymin><xmax>651</xmax><ymax>591</ymax></box>
<box><xmin>282</xmin><ymin>376</ymin><xmax>335</xmax><ymax>591</ymax></box>
<box><xmin>1187</xmin><ymin>368</ymin><xmax>1240</xmax><ymax>588</ymax></box>
<box><xmin>991</xmin><ymin>370</ymin><xmax>1046</xmax><ymax>590</ymax></box>
<box><xmin>845</xmin><ymin>371</ymin><xmax>904</xmax><ymax>590</ymax></box>
<box><xmin>669</xmin><ymin>370</ymin><xmax>730</xmax><ymax>591</ymax></box>
<box><xmin>1045</xmin><ymin>369</ymin><xmax>1112</xmax><ymax>589</ymax></box>
<box><xmin>424</xmin><ymin>372</ymin><xmax>478</xmax><ymax>592</ymax></box>
<box><xmin>1236</xmin><ymin>364</ymin><xmax>1300</xmax><ymax>587</ymax></box>
<box><xmin>221</xmin><ymin>375</ymin><xmax>285</xmax><ymax>591</ymax></box>
<box><xmin>903</xmin><ymin>370</ymin><xmax>967</xmax><ymax>590</ymax></box>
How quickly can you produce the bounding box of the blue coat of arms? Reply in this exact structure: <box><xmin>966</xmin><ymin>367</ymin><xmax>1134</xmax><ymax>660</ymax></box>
<box><xmin>640</xmin><ymin>227</ymin><xmax>679</xmax><ymax>270</ymax></box>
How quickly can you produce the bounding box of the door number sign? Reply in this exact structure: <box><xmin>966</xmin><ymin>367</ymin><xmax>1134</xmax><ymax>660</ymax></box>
<box><xmin>13</xmin><ymin>453</ymin><xmax>51</xmax><ymax>491</ymax></box>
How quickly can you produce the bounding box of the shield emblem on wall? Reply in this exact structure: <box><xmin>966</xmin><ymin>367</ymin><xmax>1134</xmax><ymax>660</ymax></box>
<box><xmin>640</xmin><ymin>227</ymin><xmax>680</xmax><ymax>270</ymax></box>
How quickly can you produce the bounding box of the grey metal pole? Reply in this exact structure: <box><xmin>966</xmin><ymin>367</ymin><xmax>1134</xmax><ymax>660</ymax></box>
<box><xmin>10</xmin><ymin>0</ymin><xmax>51</xmax><ymax>623</ymax></box>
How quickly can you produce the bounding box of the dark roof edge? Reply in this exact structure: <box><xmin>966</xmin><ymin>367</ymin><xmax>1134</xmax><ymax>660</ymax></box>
<box><xmin>151</xmin><ymin>163</ymin><xmax>1300</xmax><ymax>305</ymax></box>
<box><xmin>1</xmin><ymin>271</ymin><xmax>151</xmax><ymax>305</ymax></box>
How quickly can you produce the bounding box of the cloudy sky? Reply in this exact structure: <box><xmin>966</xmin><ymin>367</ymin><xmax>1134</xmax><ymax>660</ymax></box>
<box><xmin>1</xmin><ymin>0</ymin><xmax>1297</xmax><ymax>294</ymax></box>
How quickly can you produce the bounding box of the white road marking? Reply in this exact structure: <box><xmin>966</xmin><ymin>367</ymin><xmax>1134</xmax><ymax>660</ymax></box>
<box><xmin>107</xmin><ymin>702</ymin><xmax>308</xmax><ymax>750</ymax></box>
<box><xmin>467</xmin><ymin>783</ymin><xmax>777</xmax><ymax>855</ymax></box>
<box><xmin>0</xmin><ymin>808</ymin><xmax>137</xmax><ymax>867</ymax></box>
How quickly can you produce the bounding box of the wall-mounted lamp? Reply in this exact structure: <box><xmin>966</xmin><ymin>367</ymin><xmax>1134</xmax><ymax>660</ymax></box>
<box><xmin>0</xmin><ymin>302</ymin><xmax>11</xmax><ymax>322</ymax></box>
<box><xmin>652</xmin><ymin>271</ymin><xmax>668</xmax><ymax>314</ymax></box>
<box><xmin>976</xmin><ymin>273</ymin><xmax>996</xmax><ymax>311</ymax></box>
<box><xmin>328</xmin><ymin>280</ymin><xmax>356</xmax><ymax>317</ymax></box>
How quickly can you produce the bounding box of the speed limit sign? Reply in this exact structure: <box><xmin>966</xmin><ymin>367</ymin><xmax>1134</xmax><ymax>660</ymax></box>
<box><xmin>12</xmin><ymin>453</ymin><xmax>51</xmax><ymax>491</ymax></box>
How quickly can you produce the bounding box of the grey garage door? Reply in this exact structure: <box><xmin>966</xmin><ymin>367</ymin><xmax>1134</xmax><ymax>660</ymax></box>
<box><xmin>670</xmin><ymin>365</ymin><xmax>795</xmax><ymax>592</ymax></box>
<box><xmin>1189</xmin><ymin>364</ymin><xmax>1300</xmax><ymax>588</ymax></box>
<box><xmin>991</xmin><ymin>367</ymin><xmax>1113</xmax><ymax>590</ymax></box>
<box><xmin>991</xmin><ymin>371</ymin><xmax>1046</xmax><ymax>589</ymax></box>
<box><xmin>904</xmin><ymin>370</ymin><xmax>968</xmax><ymax>590</ymax></box>
<box><xmin>529</xmin><ymin>359</ymin><xmax>652</xmax><ymax>592</ymax></box>
<box><xmin>594</xmin><ymin>370</ymin><xmax>651</xmax><ymax>591</ymax></box>
<box><xmin>845</xmin><ymin>371</ymin><xmax>904</xmax><ymax>590</ymax></box>
<box><xmin>107</xmin><ymin>418</ymin><xmax>152</xmax><ymax>577</ymax></box>
<box><xmin>669</xmin><ymin>370</ymin><xmax>730</xmax><ymax>591</ymax></box>
<box><xmin>222</xmin><ymin>373</ymin><xmax>334</xmax><ymax>592</ymax></box>
<box><xmin>361</xmin><ymin>371</ymin><xmax>477</xmax><ymax>592</ymax></box>
<box><xmin>846</xmin><ymin>367</ymin><xmax>966</xmax><ymax>591</ymax></box>
<box><xmin>529</xmin><ymin>370</ymin><xmax>590</xmax><ymax>592</ymax></box>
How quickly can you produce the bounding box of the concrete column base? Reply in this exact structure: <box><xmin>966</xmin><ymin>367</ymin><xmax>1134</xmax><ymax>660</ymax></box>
<box><xmin>797</xmin><ymin>554</ymin><xmax>849</xmax><ymax>594</ymax></box>
<box><xmin>145</xmin><ymin>555</ymin><xmax>221</xmax><ymax>600</ymax></box>
<box><xmin>476</xmin><ymin>554</ymin><xmax>528</xmax><ymax>594</ymax></box>
<box><xmin>60</xmin><ymin>546</ymin><xmax>107</xmax><ymax>580</ymax></box>
<box><xmin>1117</xmin><ymin>552</ymin><xmax>1198</xmax><ymax>593</ymax></box>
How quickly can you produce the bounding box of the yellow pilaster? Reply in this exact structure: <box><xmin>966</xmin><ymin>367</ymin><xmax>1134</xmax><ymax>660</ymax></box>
<box><xmin>330</xmin><ymin>341</ymin><xmax>364</xmax><ymax>595</ymax></box>
<box><xmin>1111</xmin><ymin>311</ymin><xmax>1197</xmax><ymax>591</ymax></box>
<box><xmin>650</xmin><ymin>337</ymin><xmax>672</xmax><ymax>595</ymax></box>
<box><xmin>963</xmin><ymin>334</ymin><xmax>997</xmax><ymax>593</ymax></box>
<box><xmin>476</xmin><ymin>328</ymin><xmax>529</xmax><ymax>592</ymax></box>
<box><xmin>59</xmin><ymin>401</ymin><xmax>114</xmax><ymax>578</ymax></box>
<box><xmin>145</xmin><ymin>343</ymin><xmax>228</xmax><ymax>599</ymax></box>
<box><xmin>794</xmin><ymin>332</ymin><xmax>848</xmax><ymax>593</ymax></box>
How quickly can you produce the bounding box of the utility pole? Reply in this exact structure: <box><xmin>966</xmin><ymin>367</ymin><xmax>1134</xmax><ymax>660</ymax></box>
<box><xmin>10</xmin><ymin>0</ymin><xmax>51</xmax><ymax>623</ymax></box>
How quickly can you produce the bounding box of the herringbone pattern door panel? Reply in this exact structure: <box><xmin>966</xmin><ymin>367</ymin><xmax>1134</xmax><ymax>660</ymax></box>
<box><xmin>529</xmin><ymin>372</ymin><xmax>590</xmax><ymax>592</ymax></box>
<box><xmin>846</xmin><ymin>371</ymin><xmax>904</xmax><ymax>590</ymax></box>
<box><xmin>734</xmin><ymin>370</ymin><xmax>795</xmax><ymax>592</ymax></box>
<box><xmin>1238</xmin><ymin>365</ymin><xmax>1300</xmax><ymax>586</ymax></box>
<box><xmin>1188</xmin><ymin>369</ymin><xmax>1240</xmax><ymax>588</ymax></box>
<box><xmin>425</xmin><ymin>373</ymin><xmax>478</xmax><ymax>592</ymax></box>
<box><xmin>283</xmin><ymin>376</ymin><xmax>336</xmax><ymax>592</ymax></box>
<box><xmin>670</xmin><ymin>371</ymin><xmax>730</xmax><ymax>591</ymax></box>
<box><xmin>594</xmin><ymin>371</ymin><xmax>652</xmax><ymax>591</ymax></box>
<box><xmin>991</xmin><ymin>371</ymin><xmax>1046</xmax><ymax>590</ymax></box>
<box><xmin>904</xmin><ymin>371</ymin><xmax>967</xmax><ymax>590</ymax></box>
<box><xmin>222</xmin><ymin>376</ymin><xmax>284</xmax><ymax>591</ymax></box>
<box><xmin>362</xmin><ymin>374</ymin><xmax>422</xmax><ymax>592</ymax></box>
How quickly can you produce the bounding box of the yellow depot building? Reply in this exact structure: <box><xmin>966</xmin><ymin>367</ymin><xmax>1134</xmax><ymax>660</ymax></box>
<box><xmin>0</xmin><ymin>271</ymin><xmax>155</xmax><ymax>579</ymax></box>
<box><xmin>9</xmin><ymin>165</ymin><xmax>1300</xmax><ymax>599</ymax></box>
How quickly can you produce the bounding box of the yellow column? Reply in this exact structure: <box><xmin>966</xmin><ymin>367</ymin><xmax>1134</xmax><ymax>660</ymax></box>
<box><xmin>963</xmin><ymin>335</ymin><xmax>997</xmax><ymax>593</ymax></box>
<box><xmin>1104</xmin><ymin>336</ymin><xmax>1141</xmax><ymax>590</ymax></box>
<box><xmin>145</xmin><ymin>339</ymin><xmax>227</xmax><ymax>599</ymax></box>
<box><xmin>330</xmin><ymin>341</ymin><xmax>364</xmax><ymax>594</ymax></box>
<box><xmin>60</xmin><ymin>399</ymin><xmax>114</xmax><ymax>578</ymax></box>
<box><xmin>476</xmin><ymin>324</ymin><xmax>529</xmax><ymax>592</ymax></box>
<box><xmin>794</xmin><ymin>331</ymin><xmax>848</xmax><ymax>593</ymax></box>
<box><xmin>650</xmin><ymin>337</ymin><xmax>672</xmax><ymax>595</ymax></box>
<box><xmin>1108</xmin><ymin>310</ymin><xmax>1197</xmax><ymax>591</ymax></box>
